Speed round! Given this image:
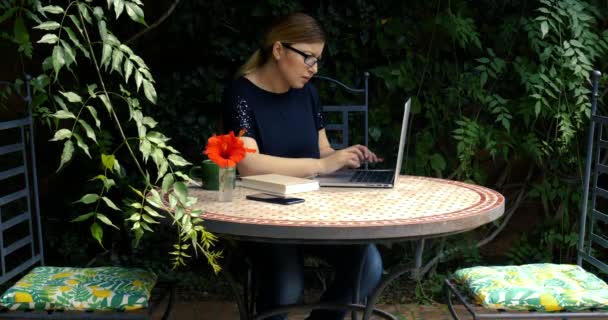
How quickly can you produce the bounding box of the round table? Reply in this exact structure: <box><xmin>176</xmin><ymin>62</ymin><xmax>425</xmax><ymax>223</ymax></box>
<box><xmin>189</xmin><ymin>175</ymin><xmax>505</xmax><ymax>243</ymax></box>
<box><xmin>189</xmin><ymin>175</ymin><xmax>505</xmax><ymax>320</ymax></box>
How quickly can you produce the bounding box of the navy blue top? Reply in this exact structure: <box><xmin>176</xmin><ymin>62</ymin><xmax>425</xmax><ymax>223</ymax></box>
<box><xmin>222</xmin><ymin>77</ymin><xmax>324</xmax><ymax>159</ymax></box>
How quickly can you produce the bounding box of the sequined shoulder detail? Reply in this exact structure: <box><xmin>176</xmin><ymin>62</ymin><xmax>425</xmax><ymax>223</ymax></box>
<box><xmin>234</xmin><ymin>96</ymin><xmax>255</xmax><ymax>137</ymax></box>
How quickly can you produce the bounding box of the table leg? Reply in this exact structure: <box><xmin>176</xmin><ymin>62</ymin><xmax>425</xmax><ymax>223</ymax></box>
<box><xmin>221</xmin><ymin>251</ymin><xmax>251</xmax><ymax>320</ymax></box>
<box><xmin>351</xmin><ymin>245</ymin><xmax>367</xmax><ymax>320</ymax></box>
<box><xmin>362</xmin><ymin>239</ymin><xmax>427</xmax><ymax>320</ymax></box>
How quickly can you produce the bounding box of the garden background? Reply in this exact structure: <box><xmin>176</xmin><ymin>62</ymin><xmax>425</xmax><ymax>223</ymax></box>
<box><xmin>1</xmin><ymin>0</ymin><xmax>607</xmax><ymax>303</ymax></box>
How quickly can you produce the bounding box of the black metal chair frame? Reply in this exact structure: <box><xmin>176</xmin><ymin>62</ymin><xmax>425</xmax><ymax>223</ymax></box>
<box><xmin>444</xmin><ymin>70</ymin><xmax>608</xmax><ymax>319</ymax></box>
<box><xmin>314</xmin><ymin>72</ymin><xmax>369</xmax><ymax>150</ymax></box>
<box><xmin>0</xmin><ymin>77</ymin><xmax>173</xmax><ymax>319</ymax></box>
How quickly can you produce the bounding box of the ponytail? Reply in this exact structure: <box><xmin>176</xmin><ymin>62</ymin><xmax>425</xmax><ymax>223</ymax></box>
<box><xmin>236</xmin><ymin>49</ymin><xmax>265</xmax><ymax>78</ymax></box>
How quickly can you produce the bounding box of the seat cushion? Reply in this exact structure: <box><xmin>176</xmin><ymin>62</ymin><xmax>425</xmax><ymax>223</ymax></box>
<box><xmin>452</xmin><ymin>263</ymin><xmax>608</xmax><ymax>312</ymax></box>
<box><xmin>0</xmin><ymin>266</ymin><xmax>157</xmax><ymax>311</ymax></box>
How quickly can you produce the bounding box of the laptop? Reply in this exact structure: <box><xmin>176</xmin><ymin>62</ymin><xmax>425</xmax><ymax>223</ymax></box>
<box><xmin>315</xmin><ymin>98</ymin><xmax>411</xmax><ymax>188</ymax></box>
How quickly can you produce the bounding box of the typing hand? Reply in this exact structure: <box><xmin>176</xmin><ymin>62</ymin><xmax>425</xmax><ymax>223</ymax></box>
<box><xmin>347</xmin><ymin>144</ymin><xmax>383</xmax><ymax>164</ymax></box>
<box><xmin>320</xmin><ymin>145</ymin><xmax>383</xmax><ymax>174</ymax></box>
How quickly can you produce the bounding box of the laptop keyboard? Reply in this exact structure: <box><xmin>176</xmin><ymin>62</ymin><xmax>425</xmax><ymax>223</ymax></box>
<box><xmin>349</xmin><ymin>171</ymin><xmax>394</xmax><ymax>184</ymax></box>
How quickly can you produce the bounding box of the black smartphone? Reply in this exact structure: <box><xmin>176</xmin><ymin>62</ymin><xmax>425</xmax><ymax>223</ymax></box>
<box><xmin>246</xmin><ymin>193</ymin><xmax>305</xmax><ymax>205</ymax></box>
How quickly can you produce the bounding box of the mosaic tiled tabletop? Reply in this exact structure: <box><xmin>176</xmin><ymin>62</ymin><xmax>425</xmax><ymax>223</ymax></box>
<box><xmin>189</xmin><ymin>175</ymin><xmax>505</xmax><ymax>243</ymax></box>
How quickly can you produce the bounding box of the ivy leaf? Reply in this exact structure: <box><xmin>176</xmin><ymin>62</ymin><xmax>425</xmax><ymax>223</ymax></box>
<box><xmin>71</xmin><ymin>212</ymin><xmax>95</xmax><ymax>222</ymax></box>
<box><xmin>141</xmin><ymin>214</ymin><xmax>159</xmax><ymax>225</ymax></box>
<box><xmin>50</xmin><ymin>128</ymin><xmax>72</xmax><ymax>141</ymax></box>
<box><xmin>57</xmin><ymin>140</ymin><xmax>74</xmax><ymax>172</ymax></box>
<box><xmin>101</xmin><ymin>154</ymin><xmax>115</xmax><ymax>172</ymax></box>
<box><xmin>162</xmin><ymin>174</ymin><xmax>175</xmax><ymax>194</ymax></box>
<box><xmin>78</xmin><ymin>3</ymin><xmax>92</xmax><ymax>24</ymax></box>
<box><xmin>34</xmin><ymin>21</ymin><xmax>61</xmax><ymax>30</ymax></box>
<box><xmin>143</xmin><ymin>80</ymin><xmax>157</xmax><ymax>103</ymax></box>
<box><xmin>135</xmin><ymin>70</ymin><xmax>143</xmax><ymax>91</ymax></box>
<box><xmin>59</xmin><ymin>91</ymin><xmax>82</xmax><ymax>103</ymax></box>
<box><xmin>52</xmin><ymin>45</ymin><xmax>65</xmax><ymax>78</ymax></box>
<box><xmin>73</xmin><ymin>132</ymin><xmax>91</xmax><ymax>158</ymax></box>
<box><xmin>98</xmin><ymin>20</ymin><xmax>107</xmax><ymax>41</ymax></box>
<box><xmin>101</xmin><ymin>196</ymin><xmax>121</xmax><ymax>211</ymax></box>
<box><xmin>101</xmin><ymin>44</ymin><xmax>112</xmax><ymax>68</ymax></box>
<box><xmin>79</xmin><ymin>193</ymin><xmax>99</xmax><ymax>204</ymax></box>
<box><xmin>146</xmin><ymin>188</ymin><xmax>164</xmax><ymax>209</ymax></box>
<box><xmin>39</xmin><ymin>5</ymin><xmax>63</xmax><ymax>14</ymax></box>
<box><xmin>63</xmin><ymin>27</ymin><xmax>89</xmax><ymax>59</ymax></box>
<box><xmin>68</xmin><ymin>15</ymin><xmax>83</xmax><ymax>35</ymax></box>
<box><xmin>144</xmin><ymin>206</ymin><xmax>165</xmax><ymax>218</ymax></box>
<box><xmin>90</xmin><ymin>222</ymin><xmax>104</xmax><ymax>248</ymax></box>
<box><xmin>96</xmin><ymin>213</ymin><xmax>119</xmax><ymax>229</ymax></box>
<box><xmin>114</xmin><ymin>0</ymin><xmax>125</xmax><ymax>18</ymax></box>
<box><xmin>124</xmin><ymin>59</ymin><xmax>134</xmax><ymax>83</ymax></box>
<box><xmin>173</xmin><ymin>181</ymin><xmax>188</xmax><ymax>203</ymax></box>
<box><xmin>61</xmin><ymin>40</ymin><xmax>77</xmax><ymax>67</ymax></box>
<box><xmin>52</xmin><ymin>110</ymin><xmax>76</xmax><ymax>119</ymax></box>
<box><xmin>78</xmin><ymin>119</ymin><xmax>97</xmax><ymax>142</ymax></box>
<box><xmin>168</xmin><ymin>154</ymin><xmax>191</xmax><ymax>167</ymax></box>
<box><xmin>99</xmin><ymin>94</ymin><xmax>112</xmax><ymax>113</ymax></box>
<box><xmin>540</xmin><ymin>21</ymin><xmax>548</xmax><ymax>38</ymax></box>
<box><xmin>13</xmin><ymin>16</ymin><xmax>29</xmax><ymax>44</ymax></box>
<box><xmin>125</xmin><ymin>2</ymin><xmax>146</xmax><ymax>25</ymax></box>
<box><xmin>480</xmin><ymin>72</ymin><xmax>488</xmax><ymax>87</ymax></box>
<box><xmin>86</xmin><ymin>105</ymin><xmax>100</xmax><ymax>128</ymax></box>
<box><xmin>111</xmin><ymin>49</ymin><xmax>124</xmax><ymax>74</ymax></box>
<box><xmin>93</xmin><ymin>7</ymin><xmax>104</xmax><ymax>20</ymax></box>
<box><xmin>87</xmin><ymin>84</ymin><xmax>98</xmax><ymax>97</ymax></box>
<box><xmin>53</xmin><ymin>95</ymin><xmax>68</xmax><ymax>110</ymax></box>
<box><xmin>38</xmin><ymin>33</ymin><xmax>59</xmax><ymax>44</ymax></box>
<box><xmin>140</xmin><ymin>139</ymin><xmax>152</xmax><ymax>163</ymax></box>
<box><xmin>430</xmin><ymin>153</ymin><xmax>446</xmax><ymax>172</ymax></box>
<box><xmin>158</xmin><ymin>160</ymin><xmax>168</xmax><ymax>181</ymax></box>
<box><xmin>143</xmin><ymin>117</ymin><xmax>157</xmax><ymax>128</ymax></box>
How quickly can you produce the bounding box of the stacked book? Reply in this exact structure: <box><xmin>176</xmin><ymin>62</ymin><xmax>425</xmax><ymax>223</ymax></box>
<box><xmin>239</xmin><ymin>174</ymin><xmax>319</xmax><ymax>195</ymax></box>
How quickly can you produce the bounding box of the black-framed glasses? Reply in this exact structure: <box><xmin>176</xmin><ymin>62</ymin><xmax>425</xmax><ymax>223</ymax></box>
<box><xmin>282</xmin><ymin>43</ymin><xmax>321</xmax><ymax>67</ymax></box>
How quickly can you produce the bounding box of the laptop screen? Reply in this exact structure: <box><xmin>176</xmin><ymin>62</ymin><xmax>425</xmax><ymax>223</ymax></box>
<box><xmin>391</xmin><ymin>98</ymin><xmax>411</xmax><ymax>187</ymax></box>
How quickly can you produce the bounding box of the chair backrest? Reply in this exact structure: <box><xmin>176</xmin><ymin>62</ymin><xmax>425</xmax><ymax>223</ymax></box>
<box><xmin>577</xmin><ymin>70</ymin><xmax>608</xmax><ymax>275</ymax></box>
<box><xmin>0</xmin><ymin>77</ymin><xmax>45</xmax><ymax>286</ymax></box>
<box><xmin>313</xmin><ymin>72</ymin><xmax>369</xmax><ymax>150</ymax></box>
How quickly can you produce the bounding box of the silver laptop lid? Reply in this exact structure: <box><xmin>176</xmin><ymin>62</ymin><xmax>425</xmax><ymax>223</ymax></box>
<box><xmin>391</xmin><ymin>98</ymin><xmax>411</xmax><ymax>187</ymax></box>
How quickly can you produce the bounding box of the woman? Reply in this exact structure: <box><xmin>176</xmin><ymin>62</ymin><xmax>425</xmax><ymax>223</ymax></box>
<box><xmin>222</xmin><ymin>12</ymin><xmax>383</xmax><ymax>320</ymax></box>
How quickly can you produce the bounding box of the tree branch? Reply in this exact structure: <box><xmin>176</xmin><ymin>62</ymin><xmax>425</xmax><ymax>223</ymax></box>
<box><xmin>126</xmin><ymin>0</ymin><xmax>181</xmax><ymax>44</ymax></box>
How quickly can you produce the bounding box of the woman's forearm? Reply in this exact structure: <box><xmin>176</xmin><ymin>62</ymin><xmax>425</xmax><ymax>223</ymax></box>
<box><xmin>237</xmin><ymin>153</ymin><xmax>322</xmax><ymax>178</ymax></box>
<box><xmin>319</xmin><ymin>147</ymin><xmax>335</xmax><ymax>158</ymax></box>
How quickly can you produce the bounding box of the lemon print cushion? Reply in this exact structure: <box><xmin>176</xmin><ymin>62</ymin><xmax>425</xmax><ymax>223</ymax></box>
<box><xmin>0</xmin><ymin>266</ymin><xmax>156</xmax><ymax>311</ymax></box>
<box><xmin>452</xmin><ymin>263</ymin><xmax>608</xmax><ymax>312</ymax></box>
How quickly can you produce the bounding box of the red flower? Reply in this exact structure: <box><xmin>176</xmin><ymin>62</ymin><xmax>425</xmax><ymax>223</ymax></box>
<box><xmin>203</xmin><ymin>129</ymin><xmax>256</xmax><ymax>168</ymax></box>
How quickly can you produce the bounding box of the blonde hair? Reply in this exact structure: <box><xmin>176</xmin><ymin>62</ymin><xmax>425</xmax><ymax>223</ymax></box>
<box><xmin>236</xmin><ymin>12</ymin><xmax>326</xmax><ymax>77</ymax></box>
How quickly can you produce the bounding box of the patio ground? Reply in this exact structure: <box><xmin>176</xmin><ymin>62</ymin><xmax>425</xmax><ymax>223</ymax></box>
<box><xmin>157</xmin><ymin>299</ymin><xmax>465</xmax><ymax>319</ymax></box>
<box><xmin>152</xmin><ymin>295</ymin><xmax>602</xmax><ymax>320</ymax></box>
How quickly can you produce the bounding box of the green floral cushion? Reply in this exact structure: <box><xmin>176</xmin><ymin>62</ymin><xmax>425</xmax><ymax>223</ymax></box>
<box><xmin>0</xmin><ymin>266</ymin><xmax>157</xmax><ymax>311</ymax></box>
<box><xmin>452</xmin><ymin>263</ymin><xmax>608</xmax><ymax>312</ymax></box>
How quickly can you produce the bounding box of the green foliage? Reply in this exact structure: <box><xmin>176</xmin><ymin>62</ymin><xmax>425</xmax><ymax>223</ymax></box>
<box><xmin>4</xmin><ymin>0</ymin><xmax>221</xmax><ymax>271</ymax></box>
<box><xmin>3</xmin><ymin>0</ymin><xmax>608</xmax><ymax>296</ymax></box>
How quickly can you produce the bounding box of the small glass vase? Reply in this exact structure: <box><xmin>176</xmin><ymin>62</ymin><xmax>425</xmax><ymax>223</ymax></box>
<box><xmin>218</xmin><ymin>166</ymin><xmax>236</xmax><ymax>202</ymax></box>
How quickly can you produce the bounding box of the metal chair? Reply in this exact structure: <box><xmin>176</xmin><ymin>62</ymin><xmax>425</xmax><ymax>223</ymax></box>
<box><xmin>314</xmin><ymin>72</ymin><xmax>369</xmax><ymax>150</ymax></box>
<box><xmin>0</xmin><ymin>77</ymin><xmax>173</xmax><ymax>319</ymax></box>
<box><xmin>444</xmin><ymin>70</ymin><xmax>608</xmax><ymax>319</ymax></box>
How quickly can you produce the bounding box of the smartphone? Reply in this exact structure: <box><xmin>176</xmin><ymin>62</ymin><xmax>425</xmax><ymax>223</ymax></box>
<box><xmin>246</xmin><ymin>193</ymin><xmax>305</xmax><ymax>205</ymax></box>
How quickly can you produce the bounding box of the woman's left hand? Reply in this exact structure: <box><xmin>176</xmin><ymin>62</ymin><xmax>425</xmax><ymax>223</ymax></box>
<box><xmin>344</xmin><ymin>144</ymin><xmax>383</xmax><ymax>166</ymax></box>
